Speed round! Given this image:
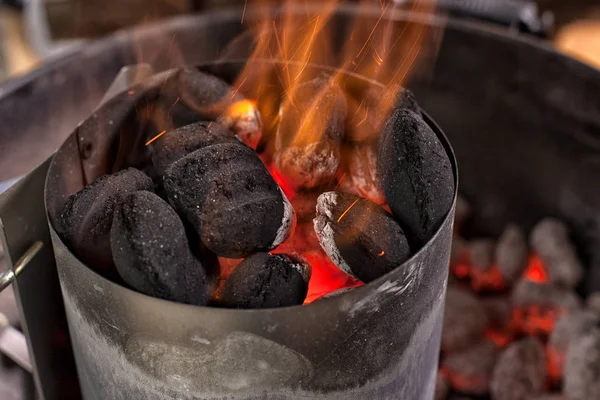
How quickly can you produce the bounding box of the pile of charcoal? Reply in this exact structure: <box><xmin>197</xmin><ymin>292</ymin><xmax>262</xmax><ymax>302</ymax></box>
<box><xmin>55</xmin><ymin>67</ymin><xmax>454</xmax><ymax>308</ymax></box>
<box><xmin>435</xmin><ymin>197</ymin><xmax>600</xmax><ymax>400</ymax></box>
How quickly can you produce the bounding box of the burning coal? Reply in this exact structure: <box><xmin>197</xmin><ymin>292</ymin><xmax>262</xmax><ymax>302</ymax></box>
<box><xmin>443</xmin><ymin>195</ymin><xmax>599</xmax><ymax>399</ymax></box>
<box><xmin>55</xmin><ymin>0</ymin><xmax>454</xmax><ymax>313</ymax></box>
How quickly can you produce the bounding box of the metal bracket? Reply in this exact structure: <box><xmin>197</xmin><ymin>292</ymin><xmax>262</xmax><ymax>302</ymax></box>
<box><xmin>0</xmin><ymin>242</ymin><xmax>43</xmax><ymax>292</ymax></box>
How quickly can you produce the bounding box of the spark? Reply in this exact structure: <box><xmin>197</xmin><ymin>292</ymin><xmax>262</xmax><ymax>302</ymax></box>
<box><xmin>273</xmin><ymin>21</ymin><xmax>292</xmax><ymax>88</ymax></box>
<box><xmin>167</xmin><ymin>96</ymin><xmax>180</xmax><ymax>118</ymax></box>
<box><xmin>241</xmin><ymin>0</ymin><xmax>247</xmax><ymax>24</ymax></box>
<box><xmin>128</xmin><ymin>90</ymin><xmax>135</xmax><ymax>95</ymax></box>
<box><xmin>334</xmin><ymin>173</ymin><xmax>347</xmax><ymax>190</ymax></box>
<box><xmin>293</xmin><ymin>54</ymin><xmax>311</xmax><ymax>80</ymax></box>
<box><xmin>356</xmin><ymin>2</ymin><xmax>390</xmax><ymax>59</ymax></box>
<box><xmin>378</xmin><ymin>250</ymin><xmax>385</xmax><ymax>257</ymax></box>
<box><xmin>145</xmin><ymin>130</ymin><xmax>167</xmax><ymax>146</ymax></box>
<box><xmin>356</xmin><ymin>105</ymin><xmax>369</xmax><ymax>127</ymax></box>
<box><xmin>337</xmin><ymin>199</ymin><xmax>359</xmax><ymax>223</ymax></box>
<box><xmin>231</xmin><ymin>77</ymin><xmax>248</xmax><ymax>99</ymax></box>
<box><xmin>373</xmin><ymin>49</ymin><xmax>384</xmax><ymax>66</ymax></box>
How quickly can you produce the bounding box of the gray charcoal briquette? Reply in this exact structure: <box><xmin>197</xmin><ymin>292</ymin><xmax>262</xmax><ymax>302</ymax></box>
<box><xmin>496</xmin><ymin>224</ymin><xmax>528</xmax><ymax>284</ymax></box>
<box><xmin>274</xmin><ymin>75</ymin><xmax>347</xmax><ymax>190</ymax></box>
<box><xmin>530</xmin><ymin>218</ymin><xmax>583</xmax><ymax>288</ymax></box>
<box><xmin>442</xmin><ymin>286</ymin><xmax>489</xmax><ymax>353</ymax></box>
<box><xmin>564</xmin><ymin>327</ymin><xmax>600</xmax><ymax>400</ymax></box>
<box><xmin>490</xmin><ymin>337</ymin><xmax>546</xmax><ymax>400</ymax></box>
<box><xmin>442</xmin><ymin>340</ymin><xmax>499</xmax><ymax>395</ymax></box>
<box><xmin>314</xmin><ymin>191</ymin><xmax>411</xmax><ymax>283</ymax></box>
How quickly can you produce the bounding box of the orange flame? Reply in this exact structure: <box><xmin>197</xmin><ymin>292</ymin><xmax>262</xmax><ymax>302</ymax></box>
<box><xmin>233</xmin><ymin>0</ymin><xmax>440</xmax><ymax>150</ymax></box>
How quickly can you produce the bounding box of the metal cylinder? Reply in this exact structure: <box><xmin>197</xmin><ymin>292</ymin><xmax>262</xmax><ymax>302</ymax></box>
<box><xmin>44</xmin><ymin>61</ymin><xmax>457</xmax><ymax>399</ymax></box>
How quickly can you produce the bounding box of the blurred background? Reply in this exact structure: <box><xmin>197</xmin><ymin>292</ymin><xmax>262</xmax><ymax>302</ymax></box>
<box><xmin>0</xmin><ymin>0</ymin><xmax>598</xmax><ymax>82</ymax></box>
<box><xmin>0</xmin><ymin>0</ymin><xmax>600</xmax><ymax>399</ymax></box>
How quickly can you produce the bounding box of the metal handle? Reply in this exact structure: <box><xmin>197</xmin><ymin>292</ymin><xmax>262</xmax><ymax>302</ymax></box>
<box><xmin>0</xmin><ymin>241</ymin><xmax>43</xmax><ymax>292</ymax></box>
<box><xmin>396</xmin><ymin>0</ymin><xmax>554</xmax><ymax>38</ymax></box>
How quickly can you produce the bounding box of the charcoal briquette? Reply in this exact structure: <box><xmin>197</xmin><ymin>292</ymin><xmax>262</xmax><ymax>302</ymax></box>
<box><xmin>511</xmin><ymin>279</ymin><xmax>581</xmax><ymax>312</ymax></box>
<box><xmin>468</xmin><ymin>239</ymin><xmax>495</xmax><ymax>272</ymax></box>
<box><xmin>178</xmin><ymin>68</ymin><xmax>262</xmax><ymax>147</ymax></box>
<box><xmin>149</xmin><ymin>121</ymin><xmax>237</xmax><ymax>175</ymax></box>
<box><xmin>218</xmin><ymin>99</ymin><xmax>263</xmax><ymax>149</ymax></box>
<box><xmin>548</xmin><ymin>310</ymin><xmax>600</xmax><ymax>380</ymax></box>
<box><xmin>111</xmin><ymin>191</ymin><xmax>209</xmax><ymax>305</ymax></box>
<box><xmin>586</xmin><ymin>291</ymin><xmax>600</xmax><ymax>313</ymax></box>
<box><xmin>56</xmin><ymin>168</ymin><xmax>153</xmax><ymax>273</ymax></box>
<box><xmin>442</xmin><ymin>286</ymin><xmax>489</xmax><ymax>353</ymax></box>
<box><xmin>378</xmin><ymin>108</ymin><xmax>454</xmax><ymax>245</ymax></box>
<box><xmin>496</xmin><ymin>224</ymin><xmax>528</xmax><ymax>284</ymax></box>
<box><xmin>338</xmin><ymin>141</ymin><xmax>386</xmax><ymax>205</ymax></box>
<box><xmin>313</xmin><ymin>191</ymin><xmax>411</xmax><ymax>283</ymax></box>
<box><xmin>530</xmin><ymin>218</ymin><xmax>583</xmax><ymax>288</ymax></box>
<box><xmin>178</xmin><ymin>67</ymin><xmax>240</xmax><ymax>120</ymax></box>
<box><xmin>442</xmin><ymin>339</ymin><xmax>499</xmax><ymax>395</ymax></box>
<box><xmin>163</xmin><ymin>142</ymin><xmax>295</xmax><ymax>258</ymax></box>
<box><xmin>564</xmin><ymin>327</ymin><xmax>600</xmax><ymax>400</ymax></box>
<box><xmin>217</xmin><ymin>253</ymin><xmax>311</xmax><ymax>309</ymax></box>
<box><xmin>274</xmin><ymin>75</ymin><xmax>347</xmax><ymax>190</ymax></box>
<box><xmin>490</xmin><ymin>337</ymin><xmax>547</xmax><ymax>400</ymax></box>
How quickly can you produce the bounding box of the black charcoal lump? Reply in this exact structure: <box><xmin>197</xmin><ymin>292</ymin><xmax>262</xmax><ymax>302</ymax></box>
<box><xmin>218</xmin><ymin>253</ymin><xmax>311</xmax><ymax>309</ymax></box>
<box><xmin>56</xmin><ymin>168</ymin><xmax>153</xmax><ymax>272</ymax></box>
<box><xmin>313</xmin><ymin>191</ymin><xmax>411</xmax><ymax>283</ymax></box>
<box><xmin>178</xmin><ymin>68</ymin><xmax>262</xmax><ymax>148</ymax></box>
<box><xmin>178</xmin><ymin>68</ymin><xmax>241</xmax><ymax>120</ymax></box>
<box><xmin>111</xmin><ymin>191</ymin><xmax>209</xmax><ymax>305</ymax></box>
<box><xmin>378</xmin><ymin>108</ymin><xmax>454</xmax><ymax>245</ymax></box>
<box><xmin>163</xmin><ymin>141</ymin><xmax>295</xmax><ymax>258</ymax></box>
<box><xmin>149</xmin><ymin>121</ymin><xmax>237</xmax><ymax>175</ymax></box>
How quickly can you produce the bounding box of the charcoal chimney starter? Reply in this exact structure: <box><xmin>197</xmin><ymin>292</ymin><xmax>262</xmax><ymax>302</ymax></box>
<box><xmin>43</xmin><ymin>61</ymin><xmax>457</xmax><ymax>399</ymax></box>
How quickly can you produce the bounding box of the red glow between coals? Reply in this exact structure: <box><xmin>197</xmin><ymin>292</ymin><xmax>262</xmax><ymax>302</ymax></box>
<box><xmin>510</xmin><ymin>306</ymin><xmax>562</xmax><ymax>336</ymax></box>
<box><xmin>546</xmin><ymin>346</ymin><xmax>564</xmax><ymax>384</ymax></box>
<box><xmin>266</xmin><ymin>162</ymin><xmax>295</xmax><ymax>199</ymax></box>
<box><xmin>266</xmin><ymin>158</ymin><xmax>363</xmax><ymax>303</ymax></box>
<box><xmin>484</xmin><ymin>328</ymin><xmax>512</xmax><ymax>348</ymax></box>
<box><xmin>440</xmin><ymin>365</ymin><xmax>491</xmax><ymax>393</ymax></box>
<box><xmin>523</xmin><ymin>253</ymin><xmax>548</xmax><ymax>283</ymax></box>
<box><xmin>450</xmin><ymin>248</ymin><xmax>505</xmax><ymax>292</ymax></box>
<box><xmin>272</xmin><ymin>226</ymin><xmax>363</xmax><ymax>304</ymax></box>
